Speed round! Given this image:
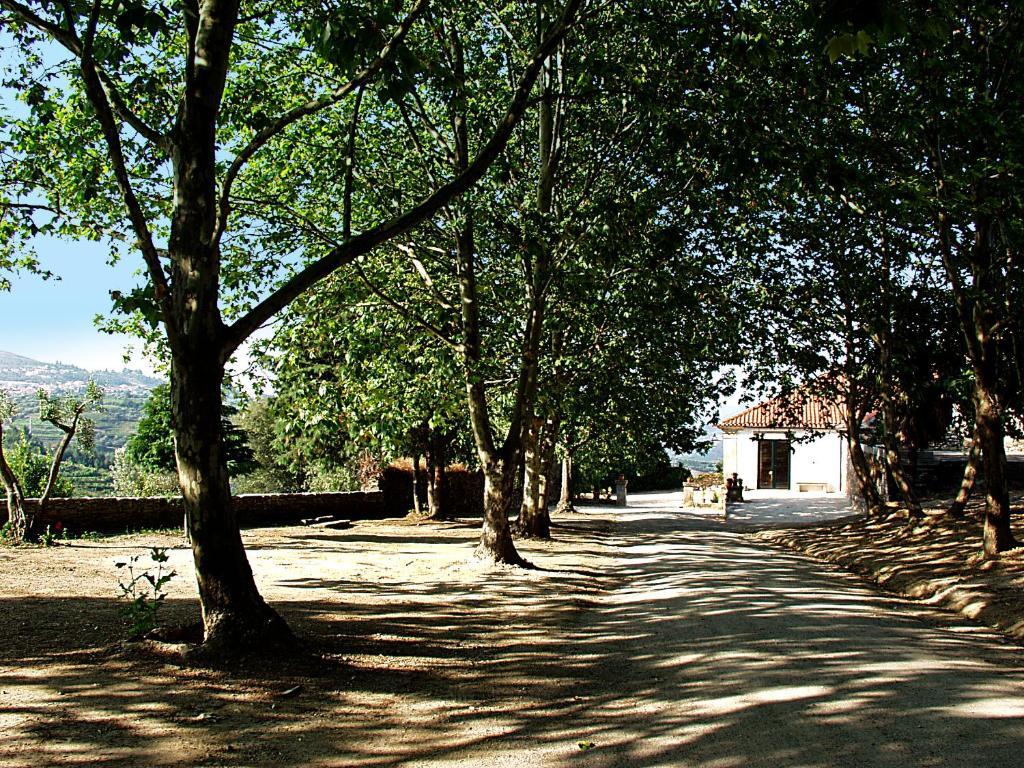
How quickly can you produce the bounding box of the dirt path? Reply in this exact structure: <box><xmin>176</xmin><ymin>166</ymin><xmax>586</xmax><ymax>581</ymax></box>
<box><xmin>2</xmin><ymin>495</ymin><xmax>1024</xmax><ymax>766</ymax></box>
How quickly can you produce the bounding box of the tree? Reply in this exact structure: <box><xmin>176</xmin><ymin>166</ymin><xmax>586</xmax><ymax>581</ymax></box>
<box><xmin>807</xmin><ymin>1</ymin><xmax>1024</xmax><ymax>551</ymax></box>
<box><xmin>0</xmin><ymin>382</ymin><xmax>102</xmax><ymax>540</ymax></box>
<box><xmin>334</xmin><ymin>0</ymin><xmax>753</xmax><ymax>559</ymax></box>
<box><xmin>231</xmin><ymin>399</ymin><xmax>303</xmax><ymax>495</ymax></box>
<box><xmin>5</xmin><ymin>434</ymin><xmax>75</xmax><ymax>499</ymax></box>
<box><xmin>257</xmin><ymin>269</ymin><xmax>471</xmax><ymax>517</ymax></box>
<box><xmin>125</xmin><ymin>383</ymin><xmax>256</xmax><ymax>478</ymax></box>
<box><xmin>1</xmin><ymin>0</ymin><xmax>582</xmax><ymax>649</ymax></box>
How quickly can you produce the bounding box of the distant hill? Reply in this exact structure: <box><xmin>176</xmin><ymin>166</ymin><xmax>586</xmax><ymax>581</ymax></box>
<box><xmin>0</xmin><ymin>351</ymin><xmax>162</xmax><ymax>494</ymax></box>
<box><xmin>669</xmin><ymin>427</ymin><xmax>724</xmax><ymax>473</ymax></box>
<box><xmin>0</xmin><ymin>350</ymin><xmax>160</xmax><ymax>395</ymax></box>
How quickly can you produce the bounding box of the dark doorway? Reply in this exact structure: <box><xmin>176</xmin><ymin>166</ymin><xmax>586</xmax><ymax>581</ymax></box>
<box><xmin>758</xmin><ymin>439</ymin><xmax>791</xmax><ymax>489</ymax></box>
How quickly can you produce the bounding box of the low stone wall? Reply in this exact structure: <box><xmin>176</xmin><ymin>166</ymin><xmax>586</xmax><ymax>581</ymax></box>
<box><xmin>379</xmin><ymin>465</ymin><xmax>485</xmax><ymax>518</ymax></box>
<box><xmin>16</xmin><ymin>490</ymin><xmax>397</xmax><ymax>534</ymax></box>
<box><xmin>846</xmin><ymin>445</ymin><xmax>1024</xmax><ymax>509</ymax></box>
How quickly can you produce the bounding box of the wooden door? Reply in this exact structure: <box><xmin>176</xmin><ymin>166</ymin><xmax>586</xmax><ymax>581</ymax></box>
<box><xmin>757</xmin><ymin>439</ymin><xmax>791</xmax><ymax>489</ymax></box>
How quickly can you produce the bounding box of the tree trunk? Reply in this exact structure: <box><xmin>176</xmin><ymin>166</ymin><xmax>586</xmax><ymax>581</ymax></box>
<box><xmin>0</xmin><ymin>422</ymin><xmax>30</xmax><ymax>541</ymax></box>
<box><xmin>515</xmin><ymin>415</ymin><xmax>547</xmax><ymax>537</ymax></box>
<box><xmin>410</xmin><ymin>449</ymin><xmax>423</xmax><ymax>516</ymax></box>
<box><xmin>937</xmin><ymin>213</ymin><xmax>1018</xmax><ymax>554</ymax></box>
<box><xmin>881</xmin><ymin>414</ymin><xmax>922</xmax><ymax>518</ymax></box>
<box><xmin>555</xmin><ymin>453</ymin><xmax>575</xmax><ymax>514</ymax></box>
<box><xmin>935</xmin><ymin>208</ymin><xmax>1019</xmax><ymax>553</ymax></box>
<box><xmin>172</xmin><ymin>351</ymin><xmax>292</xmax><ymax>652</ymax></box>
<box><xmin>536</xmin><ymin>429</ymin><xmax>559</xmax><ymax>518</ymax></box>
<box><xmin>476</xmin><ymin>457</ymin><xmax>527</xmax><ymax>565</ymax></box>
<box><xmin>974</xmin><ymin>380</ymin><xmax>1018</xmax><ymax>555</ymax></box>
<box><xmin>876</xmin><ymin>229</ymin><xmax>922</xmax><ymax>519</ymax></box>
<box><xmin>845</xmin><ymin>392</ymin><xmax>883</xmax><ymax>513</ymax></box>
<box><xmin>521</xmin><ymin>416</ymin><xmax>559</xmax><ymax>538</ymax></box>
<box><xmin>425</xmin><ymin>430</ymin><xmax>447</xmax><ymax>519</ymax></box>
<box><xmin>947</xmin><ymin>428</ymin><xmax>981</xmax><ymax>518</ymax></box>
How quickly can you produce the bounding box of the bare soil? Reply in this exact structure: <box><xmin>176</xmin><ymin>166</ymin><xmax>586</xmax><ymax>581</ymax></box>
<box><xmin>756</xmin><ymin>495</ymin><xmax>1024</xmax><ymax>642</ymax></box>
<box><xmin>4</xmin><ymin>495</ymin><xmax>1024</xmax><ymax>767</ymax></box>
<box><xmin>0</xmin><ymin>511</ymin><xmax>615</xmax><ymax>767</ymax></box>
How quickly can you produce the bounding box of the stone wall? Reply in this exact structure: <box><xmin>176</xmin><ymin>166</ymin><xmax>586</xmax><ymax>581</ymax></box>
<box><xmin>379</xmin><ymin>465</ymin><xmax>485</xmax><ymax>517</ymax></box>
<box><xmin>846</xmin><ymin>445</ymin><xmax>1024</xmax><ymax>509</ymax></box>
<box><xmin>15</xmin><ymin>490</ymin><xmax>398</xmax><ymax>534</ymax></box>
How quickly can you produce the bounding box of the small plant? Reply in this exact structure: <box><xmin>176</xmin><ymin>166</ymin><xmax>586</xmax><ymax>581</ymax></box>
<box><xmin>116</xmin><ymin>547</ymin><xmax>177</xmax><ymax>638</ymax></box>
<box><xmin>39</xmin><ymin>524</ymin><xmax>56</xmax><ymax>547</ymax></box>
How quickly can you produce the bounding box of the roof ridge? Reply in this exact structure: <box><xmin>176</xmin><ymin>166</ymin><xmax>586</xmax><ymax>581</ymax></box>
<box><xmin>717</xmin><ymin>386</ymin><xmax>846</xmax><ymax>431</ymax></box>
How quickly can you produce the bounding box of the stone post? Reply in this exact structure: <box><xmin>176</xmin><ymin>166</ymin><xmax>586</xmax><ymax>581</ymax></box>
<box><xmin>615</xmin><ymin>474</ymin><xmax>628</xmax><ymax>507</ymax></box>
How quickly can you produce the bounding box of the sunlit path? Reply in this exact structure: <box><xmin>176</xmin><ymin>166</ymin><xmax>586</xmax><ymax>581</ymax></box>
<box><xmin>542</xmin><ymin>497</ymin><xmax>1024</xmax><ymax>767</ymax></box>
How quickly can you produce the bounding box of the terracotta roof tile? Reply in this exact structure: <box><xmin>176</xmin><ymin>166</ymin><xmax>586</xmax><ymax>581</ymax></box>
<box><xmin>718</xmin><ymin>389</ymin><xmax>846</xmax><ymax>432</ymax></box>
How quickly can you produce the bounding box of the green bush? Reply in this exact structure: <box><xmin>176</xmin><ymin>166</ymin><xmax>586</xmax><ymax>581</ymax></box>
<box><xmin>110</xmin><ymin>448</ymin><xmax>180</xmax><ymax>497</ymax></box>
<box><xmin>6</xmin><ymin>435</ymin><xmax>73</xmax><ymax>498</ymax></box>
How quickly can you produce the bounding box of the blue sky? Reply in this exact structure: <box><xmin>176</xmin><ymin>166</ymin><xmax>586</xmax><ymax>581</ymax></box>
<box><xmin>0</xmin><ymin>236</ymin><xmax>151</xmax><ymax>371</ymax></box>
<box><xmin>1</xmin><ymin>36</ymin><xmax>150</xmax><ymax>371</ymax></box>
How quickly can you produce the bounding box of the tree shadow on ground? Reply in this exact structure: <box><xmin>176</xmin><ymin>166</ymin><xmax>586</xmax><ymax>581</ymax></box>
<box><xmin>3</xmin><ymin>507</ymin><xmax>1024</xmax><ymax>767</ymax></box>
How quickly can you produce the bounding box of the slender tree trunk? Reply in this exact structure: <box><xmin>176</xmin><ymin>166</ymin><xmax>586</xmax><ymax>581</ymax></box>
<box><xmin>410</xmin><ymin>448</ymin><xmax>423</xmax><ymax>516</ymax></box>
<box><xmin>844</xmin><ymin>386</ymin><xmax>883</xmax><ymax>513</ymax></box>
<box><xmin>937</xmin><ymin>212</ymin><xmax>1017</xmax><ymax>554</ymax></box>
<box><xmin>521</xmin><ymin>416</ymin><xmax>559</xmax><ymax>537</ymax></box>
<box><xmin>449</xmin><ymin>7</ymin><xmax>561</xmax><ymax>564</ymax></box>
<box><xmin>0</xmin><ymin>423</ymin><xmax>29</xmax><ymax>540</ymax></box>
<box><xmin>39</xmin><ymin>420</ymin><xmax>77</xmax><ymax>510</ymax></box>
<box><xmin>515</xmin><ymin>415</ymin><xmax>545</xmax><ymax>537</ymax></box>
<box><xmin>425</xmin><ymin>443</ymin><xmax>437</xmax><ymax>516</ymax></box>
<box><xmin>848</xmin><ymin>432</ymin><xmax>883</xmax><ymax>513</ymax></box>
<box><xmin>508</xmin><ymin>23</ymin><xmax>561</xmax><ymax>543</ymax></box>
<box><xmin>877</xmin><ymin>221</ymin><xmax>922</xmax><ymax>518</ymax></box>
<box><xmin>974</xmin><ymin>378</ymin><xmax>1018</xmax><ymax>554</ymax></box>
<box><xmin>425</xmin><ymin>429</ymin><xmax>447</xmax><ymax>519</ymax></box>
<box><xmin>948</xmin><ymin>428</ymin><xmax>981</xmax><ymax>518</ymax></box>
<box><xmin>536</xmin><ymin>426</ymin><xmax>559</xmax><ymax>516</ymax></box>
<box><xmin>841</xmin><ymin>308</ymin><xmax>882</xmax><ymax>514</ymax></box>
<box><xmin>556</xmin><ymin>452</ymin><xmax>575</xmax><ymax>514</ymax></box>
<box><xmin>880</xmin><ymin>409</ymin><xmax>922</xmax><ymax>518</ymax></box>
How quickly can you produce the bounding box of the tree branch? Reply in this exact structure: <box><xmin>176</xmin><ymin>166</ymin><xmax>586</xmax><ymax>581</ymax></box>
<box><xmin>221</xmin><ymin>0</ymin><xmax>584</xmax><ymax>358</ymax></box>
<box><xmin>76</xmin><ymin>0</ymin><xmax>174</xmax><ymax>336</ymax></box>
<box><xmin>0</xmin><ymin>0</ymin><xmax>168</xmax><ymax>148</ymax></box>
<box><xmin>343</xmin><ymin>86</ymin><xmax>364</xmax><ymax>241</ymax></box>
<box><xmin>212</xmin><ymin>0</ymin><xmax>430</xmax><ymax>245</ymax></box>
<box><xmin>352</xmin><ymin>260</ymin><xmax>462</xmax><ymax>351</ymax></box>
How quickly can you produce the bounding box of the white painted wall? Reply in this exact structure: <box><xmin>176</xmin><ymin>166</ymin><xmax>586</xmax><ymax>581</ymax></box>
<box><xmin>791</xmin><ymin>432</ymin><xmax>847</xmax><ymax>492</ymax></box>
<box><xmin>721</xmin><ymin>430</ymin><xmax>848</xmax><ymax>493</ymax></box>
<box><xmin>722</xmin><ymin>433</ymin><xmax>759</xmax><ymax>490</ymax></box>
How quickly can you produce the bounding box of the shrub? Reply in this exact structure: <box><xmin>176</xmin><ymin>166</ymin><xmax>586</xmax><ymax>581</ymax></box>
<box><xmin>110</xmin><ymin>448</ymin><xmax>180</xmax><ymax>497</ymax></box>
<box><xmin>690</xmin><ymin>471</ymin><xmax>724</xmax><ymax>489</ymax></box>
<box><xmin>6</xmin><ymin>435</ymin><xmax>74</xmax><ymax>498</ymax></box>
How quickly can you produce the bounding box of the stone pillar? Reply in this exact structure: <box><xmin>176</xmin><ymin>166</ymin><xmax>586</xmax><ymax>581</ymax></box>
<box><xmin>615</xmin><ymin>474</ymin><xmax>628</xmax><ymax>507</ymax></box>
<box><xmin>682</xmin><ymin>483</ymin><xmax>695</xmax><ymax>507</ymax></box>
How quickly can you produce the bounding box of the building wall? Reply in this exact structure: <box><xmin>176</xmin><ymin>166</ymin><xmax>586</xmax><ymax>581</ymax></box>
<box><xmin>722</xmin><ymin>430</ymin><xmax>847</xmax><ymax>492</ymax></box>
<box><xmin>722</xmin><ymin>433</ymin><xmax>760</xmax><ymax>489</ymax></box>
<box><xmin>791</xmin><ymin>432</ymin><xmax>847</xmax><ymax>492</ymax></box>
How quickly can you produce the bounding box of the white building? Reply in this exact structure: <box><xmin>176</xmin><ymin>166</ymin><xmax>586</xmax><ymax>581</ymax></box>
<box><xmin>719</xmin><ymin>390</ymin><xmax>849</xmax><ymax>493</ymax></box>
